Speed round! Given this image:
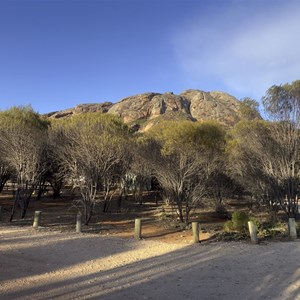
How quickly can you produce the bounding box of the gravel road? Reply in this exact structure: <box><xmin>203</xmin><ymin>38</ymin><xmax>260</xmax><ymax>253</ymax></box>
<box><xmin>0</xmin><ymin>226</ymin><xmax>299</xmax><ymax>300</ymax></box>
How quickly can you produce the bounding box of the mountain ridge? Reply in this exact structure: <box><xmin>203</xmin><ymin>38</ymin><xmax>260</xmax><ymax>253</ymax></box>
<box><xmin>46</xmin><ymin>89</ymin><xmax>242</xmax><ymax>131</ymax></box>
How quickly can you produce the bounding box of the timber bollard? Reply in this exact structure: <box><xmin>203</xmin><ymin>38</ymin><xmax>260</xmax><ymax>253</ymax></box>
<box><xmin>33</xmin><ymin>211</ymin><xmax>42</xmax><ymax>228</ymax></box>
<box><xmin>76</xmin><ymin>213</ymin><xmax>82</xmax><ymax>233</ymax></box>
<box><xmin>289</xmin><ymin>218</ymin><xmax>297</xmax><ymax>240</ymax></box>
<box><xmin>248</xmin><ymin>221</ymin><xmax>258</xmax><ymax>244</ymax></box>
<box><xmin>134</xmin><ymin>218</ymin><xmax>142</xmax><ymax>240</ymax></box>
<box><xmin>192</xmin><ymin>222</ymin><xmax>200</xmax><ymax>243</ymax></box>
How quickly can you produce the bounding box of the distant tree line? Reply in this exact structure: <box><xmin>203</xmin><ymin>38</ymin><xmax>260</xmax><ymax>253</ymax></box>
<box><xmin>0</xmin><ymin>80</ymin><xmax>299</xmax><ymax>224</ymax></box>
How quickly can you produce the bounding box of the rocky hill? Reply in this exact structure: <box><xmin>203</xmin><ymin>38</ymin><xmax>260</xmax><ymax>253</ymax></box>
<box><xmin>46</xmin><ymin>89</ymin><xmax>242</xmax><ymax>131</ymax></box>
<box><xmin>46</xmin><ymin>102</ymin><xmax>113</xmax><ymax>118</ymax></box>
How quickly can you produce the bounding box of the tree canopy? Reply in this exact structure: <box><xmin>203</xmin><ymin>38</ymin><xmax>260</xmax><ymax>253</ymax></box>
<box><xmin>262</xmin><ymin>80</ymin><xmax>300</xmax><ymax>124</ymax></box>
<box><xmin>0</xmin><ymin>106</ymin><xmax>49</xmax><ymax>220</ymax></box>
<box><xmin>145</xmin><ymin>120</ymin><xmax>226</xmax><ymax>223</ymax></box>
<box><xmin>52</xmin><ymin>112</ymin><xmax>131</xmax><ymax>223</ymax></box>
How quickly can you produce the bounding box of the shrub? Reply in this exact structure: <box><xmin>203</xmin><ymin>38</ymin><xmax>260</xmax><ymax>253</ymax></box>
<box><xmin>256</xmin><ymin>221</ymin><xmax>288</xmax><ymax>239</ymax></box>
<box><xmin>224</xmin><ymin>211</ymin><xmax>249</xmax><ymax>233</ymax></box>
<box><xmin>246</xmin><ymin>218</ymin><xmax>289</xmax><ymax>239</ymax></box>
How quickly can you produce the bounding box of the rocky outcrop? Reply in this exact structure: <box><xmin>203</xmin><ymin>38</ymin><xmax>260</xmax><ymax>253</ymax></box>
<box><xmin>46</xmin><ymin>102</ymin><xmax>113</xmax><ymax>118</ymax></box>
<box><xmin>46</xmin><ymin>89</ymin><xmax>242</xmax><ymax>130</ymax></box>
<box><xmin>107</xmin><ymin>92</ymin><xmax>191</xmax><ymax>121</ymax></box>
<box><xmin>181</xmin><ymin>90</ymin><xmax>240</xmax><ymax>126</ymax></box>
<box><xmin>108</xmin><ymin>90</ymin><xmax>240</xmax><ymax>130</ymax></box>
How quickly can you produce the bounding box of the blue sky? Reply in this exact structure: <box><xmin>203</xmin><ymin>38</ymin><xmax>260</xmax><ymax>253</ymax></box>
<box><xmin>0</xmin><ymin>0</ymin><xmax>299</xmax><ymax>113</ymax></box>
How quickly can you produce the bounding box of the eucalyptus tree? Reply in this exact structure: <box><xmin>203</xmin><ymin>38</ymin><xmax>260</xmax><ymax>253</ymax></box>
<box><xmin>228</xmin><ymin>118</ymin><xmax>300</xmax><ymax>219</ymax></box>
<box><xmin>239</xmin><ymin>97</ymin><xmax>261</xmax><ymax>120</ymax></box>
<box><xmin>42</xmin><ymin>125</ymin><xmax>66</xmax><ymax>198</ymax></box>
<box><xmin>262</xmin><ymin>80</ymin><xmax>300</xmax><ymax>123</ymax></box>
<box><xmin>228</xmin><ymin>120</ymin><xmax>277</xmax><ymax>216</ymax></box>
<box><xmin>0</xmin><ymin>106</ymin><xmax>49</xmax><ymax>220</ymax></box>
<box><xmin>124</xmin><ymin>135</ymin><xmax>153</xmax><ymax>206</ymax></box>
<box><xmin>261</xmin><ymin>80</ymin><xmax>300</xmax><ymax>218</ymax></box>
<box><xmin>227</xmin><ymin>81</ymin><xmax>300</xmax><ymax>220</ymax></box>
<box><xmin>54</xmin><ymin>113</ymin><xmax>131</xmax><ymax>224</ymax></box>
<box><xmin>146</xmin><ymin>120</ymin><xmax>226</xmax><ymax>224</ymax></box>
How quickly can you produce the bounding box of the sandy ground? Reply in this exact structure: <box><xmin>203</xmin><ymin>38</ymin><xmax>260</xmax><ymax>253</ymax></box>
<box><xmin>0</xmin><ymin>226</ymin><xmax>300</xmax><ymax>300</ymax></box>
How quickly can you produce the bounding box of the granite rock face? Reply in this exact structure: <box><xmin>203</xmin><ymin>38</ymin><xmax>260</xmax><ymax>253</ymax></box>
<box><xmin>107</xmin><ymin>90</ymin><xmax>240</xmax><ymax>130</ymax></box>
<box><xmin>46</xmin><ymin>89</ymin><xmax>241</xmax><ymax>130</ymax></box>
<box><xmin>46</xmin><ymin>102</ymin><xmax>113</xmax><ymax>118</ymax></box>
<box><xmin>107</xmin><ymin>92</ymin><xmax>192</xmax><ymax>129</ymax></box>
<box><xmin>181</xmin><ymin>90</ymin><xmax>240</xmax><ymax>126</ymax></box>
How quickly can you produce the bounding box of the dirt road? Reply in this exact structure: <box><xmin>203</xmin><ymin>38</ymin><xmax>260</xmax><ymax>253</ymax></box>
<box><xmin>0</xmin><ymin>226</ymin><xmax>299</xmax><ymax>300</ymax></box>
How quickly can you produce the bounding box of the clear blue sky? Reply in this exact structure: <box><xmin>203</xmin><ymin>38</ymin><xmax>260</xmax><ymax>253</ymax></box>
<box><xmin>0</xmin><ymin>0</ymin><xmax>299</xmax><ymax>113</ymax></box>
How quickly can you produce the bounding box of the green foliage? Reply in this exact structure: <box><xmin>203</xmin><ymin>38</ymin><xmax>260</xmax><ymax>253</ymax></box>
<box><xmin>51</xmin><ymin>112</ymin><xmax>131</xmax><ymax>158</ymax></box>
<box><xmin>0</xmin><ymin>105</ymin><xmax>49</xmax><ymax>131</ymax></box>
<box><xmin>262</xmin><ymin>79</ymin><xmax>300</xmax><ymax>121</ymax></box>
<box><xmin>226</xmin><ymin>119</ymin><xmax>272</xmax><ymax>168</ymax></box>
<box><xmin>51</xmin><ymin>112</ymin><xmax>128</xmax><ymax>134</ymax></box>
<box><xmin>255</xmin><ymin>220</ymin><xmax>289</xmax><ymax>239</ymax></box>
<box><xmin>144</xmin><ymin>120</ymin><xmax>227</xmax><ymax>224</ymax></box>
<box><xmin>230</xmin><ymin>119</ymin><xmax>270</xmax><ymax>139</ymax></box>
<box><xmin>239</xmin><ymin>97</ymin><xmax>261</xmax><ymax>120</ymax></box>
<box><xmin>148</xmin><ymin>120</ymin><xmax>225</xmax><ymax>155</ymax></box>
<box><xmin>51</xmin><ymin>112</ymin><xmax>131</xmax><ymax>224</ymax></box>
<box><xmin>224</xmin><ymin>211</ymin><xmax>249</xmax><ymax>233</ymax></box>
<box><xmin>228</xmin><ymin>111</ymin><xmax>300</xmax><ymax>219</ymax></box>
<box><xmin>217</xmin><ymin>218</ymin><xmax>290</xmax><ymax>241</ymax></box>
<box><xmin>0</xmin><ymin>106</ymin><xmax>50</xmax><ymax>220</ymax></box>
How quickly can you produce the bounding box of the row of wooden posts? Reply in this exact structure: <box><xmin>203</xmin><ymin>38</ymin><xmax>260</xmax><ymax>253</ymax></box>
<box><xmin>0</xmin><ymin>207</ymin><xmax>298</xmax><ymax>243</ymax></box>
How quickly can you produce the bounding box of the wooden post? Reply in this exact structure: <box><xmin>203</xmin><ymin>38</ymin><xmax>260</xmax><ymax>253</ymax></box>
<box><xmin>33</xmin><ymin>211</ymin><xmax>42</xmax><ymax>228</ymax></box>
<box><xmin>0</xmin><ymin>206</ymin><xmax>2</xmax><ymax>222</ymax></box>
<box><xmin>76</xmin><ymin>213</ymin><xmax>82</xmax><ymax>233</ymax></box>
<box><xmin>289</xmin><ymin>218</ymin><xmax>297</xmax><ymax>240</ymax></box>
<box><xmin>192</xmin><ymin>222</ymin><xmax>200</xmax><ymax>243</ymax></box>
<box><xmin>134</xmin><ymin>218</ymin><xmax>142</xmax><ymax>240</ymax></box>
<box><xmin>248</xmin><ymin>221</ymin><xmax>258</xmax><ymax>244</ymax></box>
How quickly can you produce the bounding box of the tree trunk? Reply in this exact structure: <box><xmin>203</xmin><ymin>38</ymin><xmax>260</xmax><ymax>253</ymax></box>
<box><xmin>0</xmin><ymin>178</ymin><xmax>8</xmax><ymax>193</ymax></box>
<box><xmin>9</xmin><ymin>186</ymin><xmax>34</xmax><ymax>221</ymax></box>
<box><xmin>9</xmin><ymin>189</ymin><xmax>20</xmax><ymax>222</ymax></box>
<box><xmin>85</xmin><ymin>207</ymin><xmax>92</xmax><ymax>225</ymax></box>
<box><xmin>36</xmin><ymin>180</ymin><xmax>46</xmax><ymax>200</ymax></box>
<box><xmin>52</xmin><ymin>189</ymin><xmax>61</xmax><ymax>199</ymax></box>
<box><xmin>177</xmin><ymin>204</ymin><xmax>184</xmax><ymax>223</ymax></box>
<box><xmin>103</xmin><ymin>185</ymin><xmax>115</xmax><ymax>213</ymax></box>
<box><xmin>21</xmin><ymin>188</ymin><xmax>34</xmax><ymax>219</ymax></box>
<box><xmin>50</xmin><ymin>181</ymin><xmax>63</xmax><ymax>199</ymax></box>
<box><xmin>103</xmin><ymin>201</ymin><xmax>108</xmax><ymax>213</ymax></box>
<box><xmin>185</xmin><ymin>204</ymin><xmax>190</xmax><ymax>225</ymax></box>
<box><xmin>117</xmin><ymin>188</ymin><xmax>124</xmax><ymax>210</ymax></box>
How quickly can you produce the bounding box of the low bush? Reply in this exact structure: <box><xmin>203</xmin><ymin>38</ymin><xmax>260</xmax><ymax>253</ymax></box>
<box><xmin>256</xmin><ymin>221</ymin><xmax>288</xmax><ymax>239</ymax></box>
<box><xmin>224</xmin><ymin>211</ymin><xmax>249</xmax><ymax>233</ymax></box>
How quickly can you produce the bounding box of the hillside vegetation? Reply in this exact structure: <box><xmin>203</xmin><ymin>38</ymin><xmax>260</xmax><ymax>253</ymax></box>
<box><xmin>0</xmin><ymin>82</ymin><xmax>299</xmax><ymax>241</ymax></box>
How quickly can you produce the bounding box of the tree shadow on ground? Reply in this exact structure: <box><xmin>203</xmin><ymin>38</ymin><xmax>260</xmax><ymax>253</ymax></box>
<box><xmin>0</xmin><ymin>226</ymin><xmax>133</xmax><ymax>282</ymax></box>
<box><xmin>1</xmin><ymin>227</ymin><xmax>299</xmax><ymax>300</ymax></box>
